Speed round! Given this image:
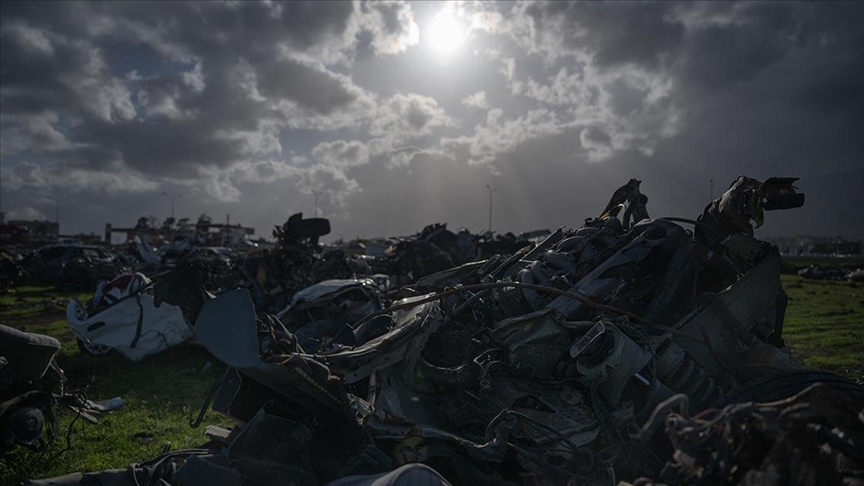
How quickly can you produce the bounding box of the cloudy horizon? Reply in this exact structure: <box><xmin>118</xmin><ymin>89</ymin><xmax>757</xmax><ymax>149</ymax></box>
<box><xmin>2</xmin><ymin>1</ymin><xmax>863</xmax><ymax>242</ymax></box>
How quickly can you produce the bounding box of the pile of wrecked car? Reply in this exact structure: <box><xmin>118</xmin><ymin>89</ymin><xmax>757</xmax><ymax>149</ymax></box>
<box><xmin>1</xmin><ymin>324</ymin><xmax>124</xmax><ymax>460</ymax></box>
<box><xmin>21</xmin><ymin>176</ymin><xmax>864</xmax><ymax>485</ymax></box>
<box><xmin>797</xmin><ymin>263</ymin><xmax>863</xmax><ymax>281</ymax></box>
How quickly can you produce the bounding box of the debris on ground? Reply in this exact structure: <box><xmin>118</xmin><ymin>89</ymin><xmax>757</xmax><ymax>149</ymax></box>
<box><xmin>1</xmin><ymin>324</ymin><xmax>122</xmax><ymax>457</ymax></box>
<box><xmin>626</xmin><ymin>383</ymin><xmax>864</xmax><ymax>486</ymax></box>
<box><xmin>797</xmin><ymin>263</ymin><xmax>860</xmax><ymax>281</ymax></box>
<box><xmin>25</xmin><ymin>176</ymin><xmax>864</xmax><ymax>485</ymax></box>
<box><xmin>19</xmin><ymin>243</ymin><xmax>121</xmax><ymax>290</ymax></box>
<box><xmin>0</xmin><ymin>247</ymin><xmax>28</xmax><ymax>290</ymax></box>
<box><xmin>66</xmin><ymin>272</ymin><xmax>194</xmax><ymax>361</ymax></box>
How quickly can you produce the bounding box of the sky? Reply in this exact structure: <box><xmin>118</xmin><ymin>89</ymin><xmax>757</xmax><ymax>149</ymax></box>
<box><xmin>1</xmin><ymin>1</ymin><xmax>863</xmax><ymax>242</ymax></box>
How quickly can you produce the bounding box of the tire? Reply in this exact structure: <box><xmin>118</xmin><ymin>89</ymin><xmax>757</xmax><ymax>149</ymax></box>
<box><xmin>284</xmin><ymin>218</ymin><xmax>331</xmax><ymax>239</ymax></box>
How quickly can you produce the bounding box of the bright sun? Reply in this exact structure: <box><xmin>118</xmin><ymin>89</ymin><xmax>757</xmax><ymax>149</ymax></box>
<box><xmin>424</xmin><ymin>8</ymin><xmax>468</xmax><ymax>59</ymax></box>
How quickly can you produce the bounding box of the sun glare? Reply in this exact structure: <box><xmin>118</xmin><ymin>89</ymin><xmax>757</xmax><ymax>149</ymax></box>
<box><xmin>424</xmin><ymin>8</ymin><xmax>468</xmax><ymax>59</ymax></box>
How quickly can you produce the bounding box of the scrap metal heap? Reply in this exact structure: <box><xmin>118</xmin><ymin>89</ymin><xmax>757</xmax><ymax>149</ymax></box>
<box><xmin>229</xmin><ymin>213</ymin><xmax>358</xmax><ymax>313</ymax></box>
<box><xmin>30</xmin><ymin>176</ymin><xmax>864</xmax><ymax>486</ymax></box>
<box><xmin>368</xmin><ymin>223</ymin><xmax>545</xmax><ymax>284</ymax></box>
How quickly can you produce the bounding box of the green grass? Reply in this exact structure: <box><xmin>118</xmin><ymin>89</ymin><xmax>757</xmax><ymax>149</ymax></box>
<box><xmin>0</xmin><ymin>286</ymin><xmax>90</xmax><ymax>320</ymax></box>
<box><xmin>0</xmin><ymin>287</ymin><xmax>229</xmax><ymax>483</ymax></box>
<box><xmin>780</xmin><ymin>274</ymin><xmax>864</xmax><ymax>378</ymax></box>
<box><xmin>1</xmin><ymin>272</ymin><xmax>863</xmax><ymax>482</ymax></box>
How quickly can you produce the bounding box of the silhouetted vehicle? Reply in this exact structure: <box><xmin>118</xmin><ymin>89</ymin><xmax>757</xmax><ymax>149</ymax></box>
<box><xmin>22</xmin><ymin>244</ymin><xmax>119</xmax><ymax>288</ymax></box>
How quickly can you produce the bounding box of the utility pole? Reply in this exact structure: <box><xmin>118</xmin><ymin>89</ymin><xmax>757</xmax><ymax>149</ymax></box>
<box><xmin>312</xmin><ymin>190</ymin><xmax>322</xmax><ymax>218</ymax></box>
<box><xmin>710</xmin><ymin>179</ymin><xmax>715</xmax><ymax>201</ymax></box>
<box><xmin>163</xmin><ymin>192</ymin><xmax>183</xmax><ymax>219</ymax></box>
<box><xmin>48</xmin><ymin>196</ymin><xmax>60</xmax><ymax>224</ymax></box>
<box><xmin>47</xmin><ymin>196</ymin><xmax>69</xmax><ymax>237</ymax></box>
<box><xmin>485</xmin><ymin>184</ymin><xmax>496</xmax><ymax>233</ymax></box>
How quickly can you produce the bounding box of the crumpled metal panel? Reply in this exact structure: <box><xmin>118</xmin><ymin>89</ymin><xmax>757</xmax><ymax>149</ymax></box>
<box><xmin>321</xmin><ymin>300</ymin><xmax>444</xmax><ymax>384</ymax></box>
<box><xmin>195</xmin><ymin>289</ymin><xmax>263</xmax><ymax>370</ymax></box>
<box><xmin>67</xmin><ymin>292</ymin><xmax>191</xmax><ymax>362</ymax></box>
<box><xmin>195</xmin><ymin>288</ymin><xmax>351</xmax><ymax>417</ymax></box>
<box><xmin>52</xmin><ymin>175</ymin><xmax>857</xmax><ymax>486</ymax></box>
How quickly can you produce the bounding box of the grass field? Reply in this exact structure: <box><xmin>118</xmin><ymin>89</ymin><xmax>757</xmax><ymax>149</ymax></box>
<box><xmin>0</xmin><ymin>288</ymin><xmax>229</xmax><ymax>483</ymax></box>
<box><xmin>1</xmin><ymin>271</ymin><xmax>862</xmax><ymax>482</ymax></box>
<box><xmin>780</xmin><ymin>274</ymin><xmax>864</xmax><ymax>377</ymax></box>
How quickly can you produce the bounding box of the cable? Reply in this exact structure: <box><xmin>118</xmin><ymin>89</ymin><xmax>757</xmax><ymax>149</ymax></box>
<box><xmin>485</xmin><ymin>409</ymin><xmax>598</xmax><ymax>473</ymax></box>
<box><xmin>350</xmin><ymin>281</ymin><xmax>705</xmax><ymax>345</ymax></box>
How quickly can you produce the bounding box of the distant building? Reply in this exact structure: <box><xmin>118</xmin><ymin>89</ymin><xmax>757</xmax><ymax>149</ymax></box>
<box><xmin>811</xmin><ymin>240</ymin><xmax>862</xmax><ymax>256</ymax></box>
<box><xmin>0</xmin><ymin>220</ymin><xmax>59</xmax><ymax>243</ymax></box>
<box><xmin>766</xmin><ymin>235</ymin><xmax>863</xmax><ymax>257</ymax></box>
<box><xmin>105</xmin><ymin>215</ymin><xmax>256</xmax><ymax>248</ymax></box>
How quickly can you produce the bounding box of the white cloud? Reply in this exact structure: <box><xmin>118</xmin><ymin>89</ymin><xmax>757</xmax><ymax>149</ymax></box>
<box><xmin>3</xmin><ymin>22</ymin><xmax>54</xmax><ymax>56</ymax></box>
<box><xmin>442</xmin><ymin>108</ymin><xmax>571</xmax><ymax>165</ymax></box>
<box><xmin>63</xmin><ymin>168</ymin><xmax>160</xmax><ymax>193</ymax></box>
<box><xmin>294</xmin><ymin>163</ymin><xmax>361</xmax><ymax>207</ymax></box>
<box><xmin>312</xmin><ymin>140</ymin><xmax>370</xmax><ymax>167</ymax></box>
<box><xmin>461</xmin><ymin>91</ymin><xmax>489</xmax><ymax>109</ymax></box>
<box><xmin>359</xmin><ymin>1</ymin><xmax>420</xmax><ymax>56</ymax></box>
<box><xmin>181</xmin><ymin>62</ymin><xmax>205</xmax><ymax>93</ymax></box>
<box><xmin>5</xmin><ymin>207</ymin><xmax>48</xmax><ymax>221</ymax></box>
<box><xmin>199</xmin><ymin>170</ymin><xmax>243</xmax><ymax>203</ymax></box>
<box><xmin>234</xmin><ymin>160</ymin><xmax>301</xmax><ymax>184</ymax></box>
<box><xmin>579</xmin><ymin>126</ymin><xmax>613</xmax><ymax>162</ymax></box>
<box><xmin>0</xmin><ymin>112</ymin><xmax>77</xmax><ymax>156</ymax></box>
<box><xmin>370</xmin><ymin>93</ymin><xmax>456</xmax><ymax>143</ymax></box>
<box><xmin>1</xmin><ymin>1</ymin><xmax>862</xmax><ymax>239</ymax></box>
<box><xmin>215</xmin><ymin>124</ymin><xmax>283</xmax><ymax>158</ymax></box>
<box><xmin>0</xmin><ymin>161</ymin><xmax>52</xmax><ymax>192</ymax></box>
<box><xmin>0</xmin><ymin>160</ymin><xmax>159</xmax><ymax>195</ymax></box>
<box><xmin>505</xmin><ymin>58</ymin><xmax>682</xmax><ymax>162</ymax></box>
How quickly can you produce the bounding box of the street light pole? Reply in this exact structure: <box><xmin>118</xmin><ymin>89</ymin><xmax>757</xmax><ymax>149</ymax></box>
<box><xmin>485</xmin><ymin>184</ymin><xmax>496</xmax><ymax>233</ymax></box>
<box><xmin>47</xmin><ymin>196</ymin><xmax>69</xmax><ymax>236</ymax></box>
<box><xmin>163</xmin><ymin>192</ymin><xmax>183</xmax><ymax>219</ymax></box>
<box><xmin>49</xmin><ymin>197</ymin><xmax>59</xmax><ymax>224</ymax></box>
<box><xmin>312</xmin><ymin>190</ymin><xmax>322</xmax><ymax>218</ymax></box>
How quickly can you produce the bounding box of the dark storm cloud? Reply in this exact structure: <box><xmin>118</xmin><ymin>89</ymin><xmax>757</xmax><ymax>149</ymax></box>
<box><xmin>473</xmin><ymin>1</ymin><xmax>864</xmax><ymax>167</ymax></box>
<box><xmin>1</xmin><ymin>1</ymin><xmax>862</xmax><ymax>239</ymax></box>
<box><xmin>0</xmin><ymin>0</ymin><xmax>402</xmax><ymax>185</ymax></box>
<box><xmin>0</xmin><ymin>22</ymin><xmax>96</xmax><ymax>115</ymax></box>
<box><xmin>675</xmin><ymin>4</ymin><xmax>809</xmax><ymax>90</ymax></box>
<box><xmin>369</xmin><ymin>93</ymin><xmax>454</xmax><ymax>140</ymax></box>
<box><xmin>516</xmin><ymin>1</ymin><xmax>685</xmax><ymax>68</ymax></box>
<box><xmin>410</xmin><ymin>1</ymin><xmax>864</xmax><ymax>238</ymax></box>
<box><xmin>255</xmin><ymin>59</ymin><xmax>363</xmax><ymax>115</ymax></box>
<box><xmin>0</xmin><ymin>18</ymin><xmax>136</xmax><ymax>125</ymax></box>
<box><xmin>0</xmin><ymin>1</ymin><xmax>357</xmax><ymax>61</ymax></box>
<box><xmin>72</xmin><ymin>118</ymin><xmax>243</xmax><ymax>175</ymax></box>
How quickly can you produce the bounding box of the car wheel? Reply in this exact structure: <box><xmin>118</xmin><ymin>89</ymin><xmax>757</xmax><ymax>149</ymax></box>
<box><xmin>76</xmin><ymin>338</ymin><xmax>113</xmax><ymax>356</ymax></box>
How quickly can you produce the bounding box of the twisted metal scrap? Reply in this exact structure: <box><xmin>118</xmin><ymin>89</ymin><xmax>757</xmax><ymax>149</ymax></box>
<box><xmin>633</xmin><ymin>384</ymin><xmax>864</xmax><ymax>485</ymax></box>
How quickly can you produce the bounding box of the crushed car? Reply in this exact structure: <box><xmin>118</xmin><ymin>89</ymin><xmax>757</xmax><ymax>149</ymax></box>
<box><xmin>29</xmin><ymin>176</ymin><xmax>864</xmax><ymax>485</ymax></box>
<box><xmin>1</xmin><ymin>324</ymin><xmax>123</xmax><ymax>457</ymax></box>
<box><xmin>228</xmin><ymin>213</ymin><xmax>359</xmax><ymax>313</ymax></box>
<box><xmin>21</xmin><ymin>243</ymin><xmax>121</xmax><ymax>290</ymax></box>
<box><xmin>367</xmin><ymin>223</ymin><xmax>547</xmax><ymax>285</ymax></box>
<box><xmin>797</xmin><ymin>263</ymin><xmax>854</xmax><ymax>280</ymax></box>
<box><xmin>66</xmin><ymin>271</ymin><xmax>198</xmax><ymax>361</ymax></box>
